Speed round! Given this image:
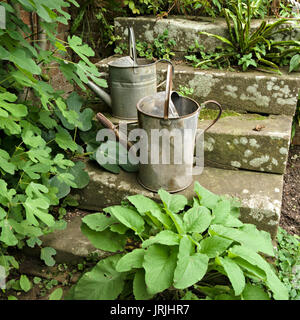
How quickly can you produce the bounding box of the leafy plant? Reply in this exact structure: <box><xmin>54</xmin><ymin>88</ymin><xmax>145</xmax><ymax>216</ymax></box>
<box><xmin>0</xmin><ymin>0</ymin><xmax>108</xmax><ymax>282</ymax></box>
<box><xmin>275</xmin><ymin>227</ymin><xmax>300</xmax><ymax>300</ymax></box>
<box><xmin>192</xmin><ymin>0</ymin><xmax>300</xmax><ymax>73</ymax></box>
<box><xmin>69</xmin><ymin>182</ymin><xmax>288</xmax><ymax>300</ymax></box>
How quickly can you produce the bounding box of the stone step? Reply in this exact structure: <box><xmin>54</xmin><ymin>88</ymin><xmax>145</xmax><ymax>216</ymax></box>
<box><xmin>114</xmin><ymin>16</ymin><xmax>300</xmax><ymax>56</ymax></box>
<box><xmin>95</xmin><ymin>55</ymin><xmax>299</xmax><ymax>116</ymax></box>
<box><xmin>103</xmin><ymin>112</ymin><xmax>292</xmax><ymax>174</ymax></box>
<box><xmin>72</xmin><ymin>161</ymin><xmax>284</xmax><ymax>240</ymax></box>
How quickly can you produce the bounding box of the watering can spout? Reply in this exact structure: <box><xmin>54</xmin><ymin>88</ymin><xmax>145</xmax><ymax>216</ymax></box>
<box><xmin>87</xmin><ymin>80</ymin><xmax>112</xmax><ymax>108</ymax></box>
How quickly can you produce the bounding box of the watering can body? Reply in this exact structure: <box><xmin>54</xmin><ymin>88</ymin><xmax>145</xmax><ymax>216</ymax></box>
<box><xmin>87</xmin><ymin>27</ymin><xmax>158</xmax><ymax>120</ymax></box>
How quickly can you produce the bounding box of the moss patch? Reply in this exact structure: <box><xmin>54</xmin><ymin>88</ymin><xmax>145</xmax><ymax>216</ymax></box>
<box><xmin>199</xmin><ymin>109</ymin><xmax>241</xmax><ymax>120</ymax></box>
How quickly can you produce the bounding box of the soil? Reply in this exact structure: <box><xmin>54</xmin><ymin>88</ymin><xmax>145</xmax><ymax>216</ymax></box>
<box><xmin>280</xmin><ymin>144</ymin><xmax>300</xmax><ymax>237</ymax></box>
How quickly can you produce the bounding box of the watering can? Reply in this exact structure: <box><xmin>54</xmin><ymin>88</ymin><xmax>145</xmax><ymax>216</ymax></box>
<box><xmin>95</xmin><ymin>63</ymin><xmax>222</xmax><ymax>193</ymax></box>
<box><xmin>136</xmin><ymin>64</ymin><xmax>222</xmax><ymax>193</ymax></box>
<box><xmin>87</xmin><ymin>27</ymin><xmax>171</xmax><ymax>120</ymax></box>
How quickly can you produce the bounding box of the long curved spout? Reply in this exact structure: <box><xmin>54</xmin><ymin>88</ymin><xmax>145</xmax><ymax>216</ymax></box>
<box><xmin>87</xmin><ymin>80</ymin><xmax>112</xmax><ymax>108</ymax></box>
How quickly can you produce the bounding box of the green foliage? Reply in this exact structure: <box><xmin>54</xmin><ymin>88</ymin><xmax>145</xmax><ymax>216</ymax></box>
<box><xmin>187</xmin><ymin>0</ymin><xmax>300</xmax><ymax>73</ymax></box>
<box><xmin>0</xmin><ymin>0</ymin><xmax>107</xmax><ymax>280</ymax></box>
<box><xmin>71</xmin><ymin>182</ymin><xmax>288</xmax><ymax>300</ymax></box>
<box><xmin>275</xmin><ymin>227</ymin><xmax>300</xmax><ymax>300</ymax></box>
<box><xmin>115</xmin><ymin>29</ymin><xmax>176</xmax><ymax>60</ymax></box>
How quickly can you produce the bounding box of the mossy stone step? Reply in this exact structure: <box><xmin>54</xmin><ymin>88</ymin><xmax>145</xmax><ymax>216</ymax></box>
<box><xmin>72</xmin><ymin>161</ymin><xmax>283</xmax><ymax>240</ymax></box>
<box><xmin>95</xmin><ymin>56</ymin><xmax>299</xmax><ymax>116</ymax></box>
<box><xmin>102</xmin><ymin>111</ymin><xmax>292</xmax><ymax>174</ymax></box>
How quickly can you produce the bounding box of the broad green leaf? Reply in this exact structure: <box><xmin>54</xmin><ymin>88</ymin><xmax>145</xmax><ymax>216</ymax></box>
<box><xmin>127</xmin><ymin>194</ymin><xmax>161</xmax><ymax>215</ymax></box>
<box><xmin>67</xmin><ymin>161</ymin><xmax>89</xmax><ymax>189</ymax></box>
<box><xmin>173</xmin><ymin>236</ymin><xmax>209</xmax><ymax>289</ymax></box>
<box><xmin>199</xmin><ymin>235</ymin><xmax>233</xmax><ymax>258</ymax></box>
<box><xmin>73</xmin><ymin>255</ymin><xmax>126</xmax><ymax>300</ymax></box>
<box><xmin>0</xmin><ymin>207</ymin><xmax>6</xmax><ymax>220</ymax></box>
<box><xmin>109</xmin><ymin>206</ymin><xmax>144</xmax><ymax>235</ymax></box>
<box><xmin>183</xmin><ymin>206</ymin><xmax>212</xmax><ymax>233</ymax></box>
<box><xmin>158</xmin><ymin>189</ymin><xmax>187</xmax><ymax>213</ymax></box>
<box><xmin>143</xmin><ymin>244</ymin><xmax>178</xmax><ymax>295</ymax></box>
<box><xmin>142</xmin><ymin>230</ymin><xmax>180</xmax><ymax>248</ymax></box>
<box><xmin>0</xmin><ymin>220</ymin><xmax>18</xmax><ymax>246</ymax></box>
<box><xmin>81</xmin><ymin>223</ymin><xmax>126</xmax><ymax>252</ymax></box>
<box><xmin>49</xmin><ymin>175</ymin><xmax>71</xmax><ymax>199</ymax></box>
<box><xmin>49</xmin><ymin>288</ymin><xmax>63</xmax><ymax>300</ymax></box>
<box><xmin>289</xmin><ymin>54</ymin><xmax>300</xmax><ymax>73</ymax></box>
<box><xmin>241</xmin><ymin>283</ymin><xmax>270</xmax><ymax>300</ymax></box>
<box><xmin>20</xmin><ymin>275</ymin><xmax>31</xmax><ymax>292</ymax></box>
<box><xmin>9</xmin><ymin>48</ymin><xmax>41</xmax><ymax>74</ymax></box>
<box><xmin>229</xmin><ymin>245</ymin><xmax>289</xmax><ymax>300</ymax></box>
<box><xmin>217</xmin><ymin>257</ymin><xmax>245</xmax><ymax>296</ymax></box>
<box><xmin>212</xmin><ymin>199</ymin><xmax>231</xmax><ymax>224</ymax></box>
<box><xmin>110</xmin><ymin>223</ymin><xmax>128</xmax><ymax>234</ymax></box>
<box><xmin>82</xmin><ymin>213</ymin><xmax>117</xmax><ymax>232</ymax></box>
<box><xmin>21</xmin><ymin>120</ymin><xmax>46</xmax><ymax>148</ymax></box>
<box><xmin>116</xmin><ymin>249</ymin><xmax>145</xmax><ymax>272</ymax></box>
<box><xmin>39</xmin><ymin>110</ymin><xmax>57</xmax><ymax>129</ymax></box>
<box><xmin>209</xmin><ymin>224</ymin><xmax>274</xmax><ymax>256</ymax></box>
<box><xmin>194</xmin><ymin>182</ymin><xmax>220</xmax><ymax>209</ymax></box>
<box><xmin>133</xmin><ymin>269</ymin><xmax>154</xmax><ymax>300</ymax></box>
<box><xmin>40</xmin><ymin>247</ymin><xmax>56</xmax><ymax>267</ymax></box>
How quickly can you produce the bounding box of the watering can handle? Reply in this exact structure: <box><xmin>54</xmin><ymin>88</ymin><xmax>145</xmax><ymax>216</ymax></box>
<box><xmin>128</xmin><ymin>27</ymin><xmax>137</xmax><ymax>66</ymax></box>
<box><xmin>155</xmin><ymin>59</ymin><xmax>174</xmax><ymax>89</ymax></box>
<box><xmin>201</xmin><ymin>100</ymin><xmax>223</xmax><ymax>132</ymax></box>
<box><xmin>96</xmin><ymin>112</ymin><xmax>134</xmax><ymax>151</ymax></box>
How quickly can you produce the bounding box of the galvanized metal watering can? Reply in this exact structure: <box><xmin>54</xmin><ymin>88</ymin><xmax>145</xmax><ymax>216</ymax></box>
<box><xmin>87</xmin><ymin>27</ymin><xmax>168</xmax><ymax>120</ymax></box>
<box><xmin>96</xmin><ymin>62</ymin><xmax>222</xmax><ymax>193</ymax></box>
<box><xmin>136</xmin><ymin>64</ymin><xmax>223</xmax><ymax>193</ymax></box>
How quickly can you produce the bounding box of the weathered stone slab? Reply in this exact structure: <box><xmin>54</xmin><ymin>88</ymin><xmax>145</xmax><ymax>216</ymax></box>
<box><xmin>95</xmin><ymin>55</ymin><xmax>300</xmax><ymax>116</ymax></box>
<box><xmin>103</xmin><ymin>112</ymin><xmax>292</xmax><ymax>174</ymax></box>
<box><xmin>115</xmin><ymin>16</ymin><xmax>300</xmax><ymax>56</ymax></box>
<box><xmin>198</xmin><ymin>114</ymin><xmax>293</xmax><ymax>174</ymax></box>
<box><xmin>25</xmin><ymin>216</ymin><xmax>110</xmax><ymax>263</ymax></box>
<box><xmin>72</xmin><ymin>161</ymin><xmax>283</xmax><ymax>239</ymax></box>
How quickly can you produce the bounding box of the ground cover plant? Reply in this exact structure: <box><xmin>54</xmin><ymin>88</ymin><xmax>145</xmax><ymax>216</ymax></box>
<box><xmin>185</xmin><ymin>0</ymin><xmax>300</xmax><ymax>73</ymax></box>
<box><xmin>68</xmin><ymin>182</ymin><xmax>289</xmax><ymax>300</ymax></box>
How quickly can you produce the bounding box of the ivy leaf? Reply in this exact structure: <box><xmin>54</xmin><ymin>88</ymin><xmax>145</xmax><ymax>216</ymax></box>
<box><xmin>40</xmin><ymin>247</ymin><xmax>56</xmax><ymax>267</ymax></box>
<box><xmin>19</xmin><ymin>275</ymin><xmax>32</xmax><ymax>292</ymax></box>
<box><xmin>143</xmin><ymin>244</ymin><xmax>178</xmax><ymax>295</ymax></box>
<box><xmin>173</xmin><ymin>236</ymin><xmax>209</xmax><ymax>289</ymax></box>
<box><xmin>116</xmin><ymin>249</ymin><xmax>145</xmax><ymax>272</ymax></box>
<box><xmin>23</xmin><ymin>198</ymin><xmax>54</xmax><ymax>227</ymax></box>
<box><xmin>9</xmin><ymin>48</ymin><xmax>41</xmax><ymax>74</ymax></box>
<box><xmin>55</xmin><ymin>127</ymin><xmax>78</xmax><ymax>152</ymax></box>
<box><xmin>0</xmin><ymin>220</ymin><xmax>18</xmax><ymax>246</ymax></box>
<box><xmin>73</xmin><ymin>255</ymin><xmax>126</xmax><ymax>300</ymax></box>
<box><xmin>0</xmin><ymin>149</ymin><xmax>16</xmax><ymax>174</ymax></box>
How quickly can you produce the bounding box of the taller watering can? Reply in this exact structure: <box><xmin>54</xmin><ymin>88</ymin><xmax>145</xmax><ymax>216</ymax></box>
<box><xmin>87</xmin><ymin>27</ymin><xmax>166</xmax><ymax>120</ymax></box>
<box><xmin>136</xmin><ymin>64</ymin><xmax>223</xmax><ymax>193</ymax></box>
